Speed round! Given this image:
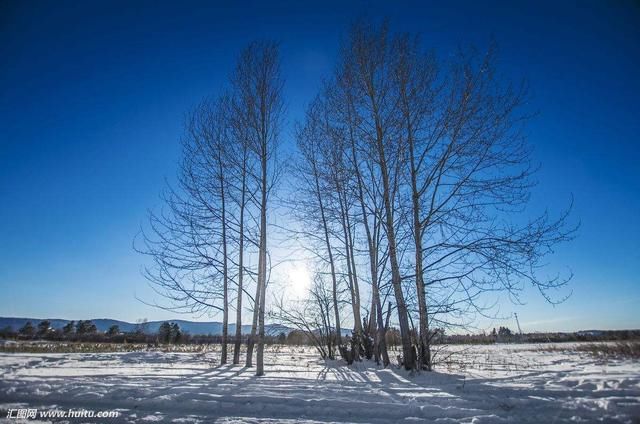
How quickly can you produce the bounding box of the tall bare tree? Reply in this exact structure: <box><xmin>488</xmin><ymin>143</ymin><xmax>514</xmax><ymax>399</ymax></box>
<box><xmin>135</xmin><ymin>96</ymin><xmax>235</xmax><ymax>361</ymax></box>
<box><xmin>232</xmin><ymin>41</ymin><xmax>284</xmax><ymax>376</ymax></box>
<box><xmin>228</xmin><ymin>130</ymin><xmax>252</xmax><ymax>365</ymax></box>
<box><xmin>335</xmin><ymin>22</ymin><xmax>416</xmax><ymax>369</ymax></box>
<box><xmin>295</xmin><ymin>100</ymin><xmax>343</xmax><ymax>348</ymax></box>
<box><xmin>292</xmin><ymin>21</ymin><xmax>575</xmax><ymax>371</ymax></box>
<box><xmin>327</xmin><ymin>72</ymin><xmax>391</xmax><ymax>365</ymax></box>
<box><xmin>138</xmin><ymin>22</ymin><xmax>574</xmax><ymax>375</ymax></box>
<box><xmin>393</xmin><ymin>35</ymin><xmax>439</xmax><ymax>370</ymax></box>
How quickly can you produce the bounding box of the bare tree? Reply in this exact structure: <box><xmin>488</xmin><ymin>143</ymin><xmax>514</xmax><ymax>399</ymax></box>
<box><xmin>324</xmin><ymin>127</ymin><xmax>364</xmax><ymax>360</ymax></box>
<box><xmin>293</xmin><ymin>21</ymin><xmax>575</xmax><ymax>371</ymax></box>
<box><xmin>295</xmin><ymin>100</ymin><xmax>343</xmax><ymax>348</ymax></box>
<box><xmin>232</xmin><ymin>41</ymin><xmax>284</xmax><ymax>376</ymax></box>
<box><xmin>335</xmin><ymin>22</ymin><xmax>417</xmax><ymax>369</ymax></box>
<box><xmin>399</xmin><ymin>41</ymin><xmax>574</xmax><ymax>369</ymax></box>
<box><xmin>272</xmin><ymin>273</ymin><xmax>337</xmax><ymax>360</ymax></box>
<box><xmin>137</xmin><ymin>22</ymin><xmax>575</xmax><ymax>375</ymax></box>
<box><xmin>327</xmin><ymin>71</ymin><xmax>391</xmax><ymax>365</ymax></box>
<box><xmin>135</xmin><ymin>96</ymin><xmax>235</xmax><ymax>360</ymax></box>
<box><xmin>393</xmin><ymin>34</ymin><xmax>439</xmax><ymax>370</ymax></box>
<box><xmin>228</xmin><ymin>126</ymin><xmax>253</xmax><ymax>365</ymax></box>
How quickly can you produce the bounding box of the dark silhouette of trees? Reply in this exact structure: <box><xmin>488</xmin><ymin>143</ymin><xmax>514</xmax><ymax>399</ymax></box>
<box><xmin>136</xmin><ymin>40</ymin><xmax>283</xmax><ymax>375</ymax></box>
<box><xmin>158</xmin><ymin>322</ymin><xmax>182</xmax><ymax>344</ymax></box>
<box><xmin>63</xmin><ymin>321</ymin><xmax>75</xmax><ymax>335</ymax></box>
<box><xmin>498</xmin><ymin>327</ymin><xmax>513</xmax><ymax>337</ymax></box>
<box><xmin>134</xmin><ymin>20</ymin><xmax>575</xmax><ymax>373</ymax></box>
<box><xmin>170</xmin><ymin>323</ymin><xmax>182</xmax><ymax>344</ymax></box>
<box><xmin>19</xmin><ymin>322</ymin><xmax>34</xmax><ymax>337</ymax></box>
<box><xmin>158</xmin><ymin>322</ymin><xmax>172</xmax><ymax>343</ymax></box>
<box><xmin>76</xmin><ymin>320</ymin><xmax>97</xmax><ymax>335</ymax></box>
<box><xmin>292</xmin><ymin>21</ymin><xmax>575</xmax><ymax>370</ymax></box>
<box><xmin>37</xmin><ymin>320</ymin><xmax>51</xmax><ymax>336</ymax></box>
<box><xmin>107</xmin><ymin>325</ymin><xmax>120</xmax><ymax>337</ymax></box>
<box><xmin>232</xmin><ymin>41</ymin><xmax>284</xmax><ymax>376</ymax></box>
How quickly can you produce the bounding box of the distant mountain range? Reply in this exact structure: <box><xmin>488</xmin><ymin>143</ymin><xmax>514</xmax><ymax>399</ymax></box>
<box><xmin>0</xmin><ymin>317</ymin><xmax>292</xmax><ymax>336</ymax></box>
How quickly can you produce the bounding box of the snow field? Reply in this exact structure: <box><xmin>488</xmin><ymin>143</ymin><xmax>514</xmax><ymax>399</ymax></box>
<box><xmin>0</xmin><ymin>343</ymin><xmax>638</xmax><ymax>423</ymax></box>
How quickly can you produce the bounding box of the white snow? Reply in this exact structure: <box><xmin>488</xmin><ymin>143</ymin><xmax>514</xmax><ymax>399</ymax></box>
<box><xmin>0</xmin><ymin>343</ymin><xmax>638</xmax><ymax>423</ymax></box>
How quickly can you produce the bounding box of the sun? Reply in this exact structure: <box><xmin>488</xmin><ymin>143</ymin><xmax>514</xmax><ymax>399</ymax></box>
<box><xmin>286</xmin><ymin>263</ymin><xmax>312</xmax><ymax>299</ymax></box>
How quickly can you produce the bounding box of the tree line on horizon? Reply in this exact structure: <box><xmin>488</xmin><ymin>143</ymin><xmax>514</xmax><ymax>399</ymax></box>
<box><xmin>0</xmin><ymin>320</ymin><xmax>180</xmax><ymax>343</ymax></box>
<box><xmin>2</xmin><ymin>319</ymin><xmax>637</xmax><ymax>349</ymax></box>
<box><xmin>135</xmin><ymin>20</ymin><xmax>576</xmax><ymax>374</ymax></box>
<box><xmin>0</xmin><ymin>319</ymin><xmax>263</xmax><ymax>345</ymax></box>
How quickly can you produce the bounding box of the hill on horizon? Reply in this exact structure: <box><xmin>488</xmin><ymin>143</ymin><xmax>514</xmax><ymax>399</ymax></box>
<box><xmin>0</xmin><ymin>317</ymin><xmax>292</xmax><ymax>336</ymax></box>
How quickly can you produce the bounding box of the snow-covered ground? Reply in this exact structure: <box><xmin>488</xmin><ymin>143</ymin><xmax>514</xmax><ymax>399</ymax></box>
<box><xmin>1</xmin><ymin>343</ymin><xmax>639</xmax><ymax>423</ymax></box>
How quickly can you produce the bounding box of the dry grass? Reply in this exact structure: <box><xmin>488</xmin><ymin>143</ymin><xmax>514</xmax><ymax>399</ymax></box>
<box><xmin>575</xmin><ymin>341</ymin><xmax>640</xmax><ymax>359</ymax></box>
<box><xmin>0</xmin><ymin>341</ymin><xmax>213</xmax><ymax>353</ymax></box>
<box><xmin>538</xmin><ymin>341</ymin><xmax>640</xmax><ymax>360</ymax></box>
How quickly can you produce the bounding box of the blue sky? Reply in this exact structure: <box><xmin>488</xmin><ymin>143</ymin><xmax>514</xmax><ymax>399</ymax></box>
<box><xmin>1</xmin><ymin>0</ymin><xmax>638</xmax><ymax>332</ymax></box>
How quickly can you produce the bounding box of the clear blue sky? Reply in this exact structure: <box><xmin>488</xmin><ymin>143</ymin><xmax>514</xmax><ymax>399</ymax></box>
<box><xmin>1</xmin><ymin>0</ymin><xmax>638</xmax><ymax>331</ymax></box>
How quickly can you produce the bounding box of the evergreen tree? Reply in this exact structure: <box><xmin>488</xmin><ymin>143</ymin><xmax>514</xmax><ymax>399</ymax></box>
<box><xmin>37</xmin><ymin>320</ymin><xmax>51</xmax><ymax>336</ymax></box>
<box><xmin>63</xmin><ymin>321</ymin><xmax>75</xmax><ymax>335</ymax></box>
<box><xmin>170</xmin><ymin>323</ymin><xmax>181</xmax><ymax>344</ymax></box>
<box><xmin>498</xmin><ymin>327</ymin><xmax>513</xmax><ymax>337</ymax></box>
<box><xmin>107</xmin><ymin>325</ymin><xmax>120</xmax><ymax>336</ymax></box>
<box><xmin>158</xmin><ymin>322</ymin><xmax>171</xmax><ymax>344</ymax></box>
<box><xmin>76</xmin><ymin>320</ymin><xmax>97</xmax><ymax>335</ymax></box>
<box><xmin>19</xmin><ymin>321</ymin><xmax>35</xmax><ymax>337</ymax></box>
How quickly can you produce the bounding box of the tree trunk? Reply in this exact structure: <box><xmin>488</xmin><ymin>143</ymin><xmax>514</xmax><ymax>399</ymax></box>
<box><xmin>220</xmin><ymin>160</ymin><xmax>229</xmax><ymax>365</ymax></box>
<box><xmin>374</xmin><ymin>119</ymin><xmax>415</xmax><ymax>370</ymax></box>
<box><xmin>344</xmin><ymin>196</ymin><xmax>363</xmax><ymax>357</ymax></box>
<box><xmin>346</xmin><ymin>121</ymin><xmax>387</xmax><ymax>363</ymax></box>
<box><xmin>408</xmin><ymin>133</ymin><xmax>431</xmax><ymax>371</ymax></box>
<box><xmin>402</xmin><ymin>87</ymin><xmax>432</xmax><ymax>371</ymax></box>
<box><xmin>233</xmin><ymin>154</ymin><xmax>247</xmax><ymax>365</ymax></box>
<box><xmin>245</xmin><ymin>273</ymin><xmax>260</xmax><ymax>367</ymax></box>
<box><xmin>313</xmin><ymin>160</ymin><xmax>342</xmax><ymax>347</ymax></box>
<box><xmin>336</xmin><ymin>184</ymin><xmax>362</xmax><ymax>360</ymax></box>
<box><xmin>256</xmin><ymin>145</ymin><xmax>268</xmax><ymax>376</ymax></box>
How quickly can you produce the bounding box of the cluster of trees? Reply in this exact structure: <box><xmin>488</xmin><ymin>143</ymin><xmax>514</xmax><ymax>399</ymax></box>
<box><xmin>281</xmin><ymin>328</ymin><xmax>409</xmax><ymax>351</ymax></box>
<box><xmin>440</xmin><ymin>329</ymin><xmax>640</xmax><ymax>344</ymax></box>
<box><xmin>136</xmin><ymin>20</ymin><xmax>574</xmax><ymax>373</ymax></box>
<box><xmin>12</xmin><ymin>320</ymin><xmax>99</xmax><ymax>338</ymax></box>
<box><xmin>0</xmin><ymin>320</ymin><xmax>111</xmax><ymax>342</ymax></box>
<box><xmin>0</xmin><ymin>320</ymin><xmax>182</xmax><ymax>344</ymax></box>
<box><xmin>281</xmin><ymin>22</ymin><xmax>574</xmax><ymax>370</ymax></box>
<box><xmin>136</xmin><ymin>41</ymin><xmax>283</xmax><ymax>376</ymax></box>
<box><xmin>492</xmin><ymin>327</ymin><xmax>514</xmax><ymax>338</ymax></box>
<box><xmin>158</xmin><ymin>322</ymin><xmax>182</xmax><ymax>344</ymax></box>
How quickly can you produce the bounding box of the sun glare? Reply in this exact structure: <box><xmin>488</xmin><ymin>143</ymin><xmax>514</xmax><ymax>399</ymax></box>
<box><xmin>286</xmin><ymin>263</ymin><xmax>312</xmax><ymax>299</ymax></box>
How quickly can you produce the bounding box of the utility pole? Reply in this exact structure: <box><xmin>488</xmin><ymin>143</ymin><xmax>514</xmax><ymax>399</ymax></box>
<box><xmin>514</xmin><ymin>312</ymin><xmax>523</xmax><ymax>335</ymax></box>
